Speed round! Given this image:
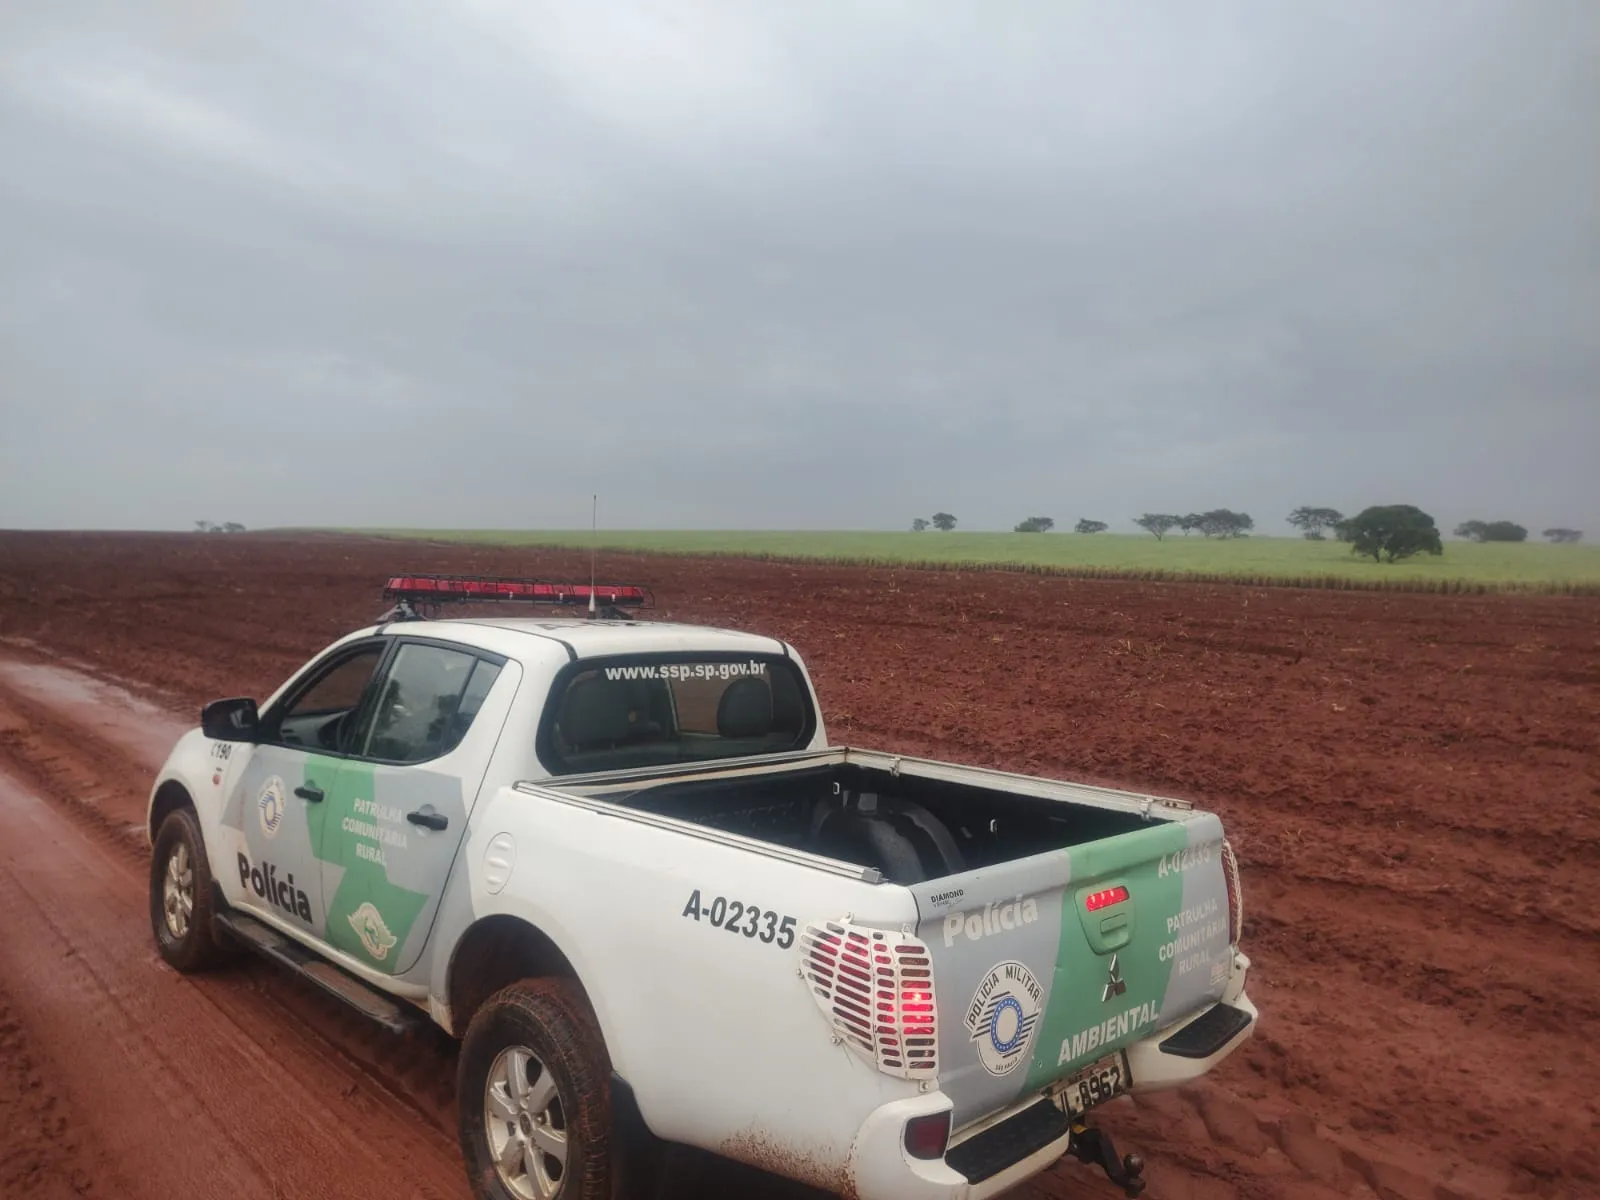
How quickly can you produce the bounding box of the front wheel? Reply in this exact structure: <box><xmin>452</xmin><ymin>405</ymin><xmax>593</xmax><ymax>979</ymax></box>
<box><xmin>458</xmin><ymin>979</ymin><xmax>612</xmax><ymax>1200</ymax></box>
<box><xmin>149</xmin><ymin>807</ymin><xmax>233</xmax><ymax>972</ymax></box>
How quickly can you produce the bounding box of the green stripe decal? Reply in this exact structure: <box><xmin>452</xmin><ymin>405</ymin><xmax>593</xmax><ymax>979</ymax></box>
<box><xmin>1023</xmin><ymin>821</ymin><xmax>1188</xmax><ymax>1089</ymax></box>
<box><xmin>311</xmin><ymin>761</ymin><xmax>429</xmax><ymax>969</ymax></box>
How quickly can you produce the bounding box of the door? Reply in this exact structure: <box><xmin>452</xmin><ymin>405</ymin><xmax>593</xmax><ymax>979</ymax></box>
<box><xmin>221</xmin><ymin>640</ymin><xmax>389</xmax><ymax>936</ymax></box>
<box><xmin>318</xmin><ymin>640</ymin><xmax>505</xmax><ymax>974</ymax></box>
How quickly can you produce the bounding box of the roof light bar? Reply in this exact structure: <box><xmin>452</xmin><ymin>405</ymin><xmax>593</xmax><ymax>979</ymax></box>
<box><xmin>382</xmin><ymin>574</ymin><xmax>651</xmax><ymax>608</ymax></box>
<box><xmin>377</xmin><ymin>574</ymin><xmax>653</xmax><ymax>622</ymax></box>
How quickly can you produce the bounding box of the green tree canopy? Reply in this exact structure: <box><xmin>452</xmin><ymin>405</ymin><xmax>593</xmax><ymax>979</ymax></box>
<box><xmin>931</xmin><ymin>512</ymin><xmax>957</xmax><ymax>531</ymax></box>
<box><xmin>1074</xmin><ymin>519</ymin><xmax>1108</xmax><ymax>534</ymax></box>
<box><xmin>1454</xmin><ymin>519</ymin><xmax>1527</xmax><ymax>543</ymax></box>
<box><xmin>1014</xmin><ymin>516</ymin><xmax>1054</xmax><ymax>533</ymax></box>
<box><xmin>1346</xmin><ymin>505</ymin><xmax>1444</xmax><ymax>562</ymax></box>
<box><xmin>1196</xmin><ymin>509</ymin><xmax>1253</xmax><ymax>538</ymax></box>
<box><xmin>1133</xmin><ymin>513</ymin><xmax>1181</xmax><ymax>540</ymax></box>
<box><xmin>1288</xmin><ymin>506</ymin><xmax>1345</xmax><ymax>538</ymax></box>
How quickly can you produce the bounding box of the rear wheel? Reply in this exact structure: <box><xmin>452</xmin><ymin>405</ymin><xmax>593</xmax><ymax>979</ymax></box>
<box><xmin>149</xmin><ymin>807</ymin><xmax>232</xmax><ymax>972</ymax></box>
<box><xmin>458</xmin><ymin>979</ymin><xmax>612</xmax><ymax>1200</ymax></box>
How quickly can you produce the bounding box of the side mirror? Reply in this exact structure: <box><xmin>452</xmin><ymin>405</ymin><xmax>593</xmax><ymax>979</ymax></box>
<box><xmin>201</xmin><ymin>697</ymin><xmax>260</xmax><ymax>742</ymax></box>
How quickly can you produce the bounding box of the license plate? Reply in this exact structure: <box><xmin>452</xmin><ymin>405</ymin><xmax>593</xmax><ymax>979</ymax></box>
<box><xmin>1051</xmin><ymin>1053</ymin><xmax>1128</xmax><ymax>1118</ymax></box>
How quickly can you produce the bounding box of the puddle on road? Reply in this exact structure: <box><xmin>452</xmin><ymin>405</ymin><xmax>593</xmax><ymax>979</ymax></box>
<box><xmin>0</xmin><ymin>659</ymin><xmax>190</xmax><ymax>772</ymax></box>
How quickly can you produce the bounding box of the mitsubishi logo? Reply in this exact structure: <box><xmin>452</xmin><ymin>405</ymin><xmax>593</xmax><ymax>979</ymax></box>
<box><xmin>1102</xmin><ymin>953</ymin><xmax>1127</xmax><ymax>1002</ymax></box>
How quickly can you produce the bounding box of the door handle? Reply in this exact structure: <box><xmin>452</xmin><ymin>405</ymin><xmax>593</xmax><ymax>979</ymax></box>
<box><xmin>406</xmin><ymin>809</ymin><xmax>448</xmax><ymax>831</ymax></box>
<box><xmin>294</xmin><ymin>784</ymin><xmax>325</xmax><ymax>803</ymax></box>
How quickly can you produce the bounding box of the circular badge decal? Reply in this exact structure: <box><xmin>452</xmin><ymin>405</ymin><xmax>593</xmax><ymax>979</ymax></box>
<box><xmin>257</xmin><ymin>776</ymin><xmax>287</xmax><ymax>839</ymax></box>
<box><xmin>964</xmin><ymin>960</ymin><xmax>1043</xmax><ymax>1077</ymax></box>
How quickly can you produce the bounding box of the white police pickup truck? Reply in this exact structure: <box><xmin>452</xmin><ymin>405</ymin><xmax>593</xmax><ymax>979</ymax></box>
<box><xmin>146</xmin><ymin>575</ymin><xmax>1258</xmax><ymax>1200</ymax></box>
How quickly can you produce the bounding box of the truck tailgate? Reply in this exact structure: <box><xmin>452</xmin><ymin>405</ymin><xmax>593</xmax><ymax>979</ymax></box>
<box><xmin>911</xmin><ymin>812</ymin><xmax>1235</xmax><ymax>1128</ymax></box>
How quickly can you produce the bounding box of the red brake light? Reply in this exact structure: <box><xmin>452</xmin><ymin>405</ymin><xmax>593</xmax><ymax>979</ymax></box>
<box><xmin>1084</xmin><ymin>886</ymin><xmax>1129</xmax><ymax>912</ymax></box>
<box><xmin>904</xmin><ymin>1111</ymin><xmax>951</xmax><ymax>1161</ymax></box>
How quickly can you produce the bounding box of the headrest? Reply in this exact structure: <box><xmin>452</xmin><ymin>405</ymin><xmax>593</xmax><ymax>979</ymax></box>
<box><xmin>716</xmin><ymin>677</ymin><xmax>774</xmax><ymax>739</ymax></box>
<box><xmin>770</xmin><ymin>669</ymin><xmax>805</xmax><ymax>734</ymax></box>
<box><xmin>559</xmin><ymin>678</ymin><xmax>635</xmax><ymax>747</ymax></box>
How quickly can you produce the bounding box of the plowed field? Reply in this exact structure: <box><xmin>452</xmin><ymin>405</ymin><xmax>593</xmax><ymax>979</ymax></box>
<box><xmin>0</xmin><ymin>531</ymin><xmax>1594</xmax><ymax>1200</ymax></box>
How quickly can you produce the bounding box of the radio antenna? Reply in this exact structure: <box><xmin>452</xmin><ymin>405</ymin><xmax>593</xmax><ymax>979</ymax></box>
<box><xmin>589</xmin><ymin>493</ymin><xmax>597</xmax><ymax>617</ymax></box>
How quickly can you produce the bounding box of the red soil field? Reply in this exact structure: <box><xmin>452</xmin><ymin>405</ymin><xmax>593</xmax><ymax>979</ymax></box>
<box><xmin>0</xmin><ymin>531</ymin><xmax>1595</xmax><ymax>1200</ymax></box>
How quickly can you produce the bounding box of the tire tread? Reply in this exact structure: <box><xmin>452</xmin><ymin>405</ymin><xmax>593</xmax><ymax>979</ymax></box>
<box><xmin>149</xmin><ymin>806</ymin><xmax>233</xmax><ymax>972</ymax></box>
<box><xmin>458</xmin><ymin>977</ymin><xmax>613</xmax><ymax>1200</ymax></box>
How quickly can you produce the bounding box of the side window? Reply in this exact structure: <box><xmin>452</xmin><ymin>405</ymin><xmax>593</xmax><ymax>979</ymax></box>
<box><xmin>271</xmin><ymin>645</ymin><xmax>386</xmax><ymax>752</ymax></box>
<box><xmin>358</xmin><ymin>644</ymin><xmax>500</xmax><ymax>764</ymax></box>
<box><xmin>457</xmin><ymin>658</ymin><xmax>503</xmax><ymax>732</ymax></box>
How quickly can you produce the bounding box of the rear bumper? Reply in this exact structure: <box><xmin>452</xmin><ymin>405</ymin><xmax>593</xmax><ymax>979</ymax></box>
<box><xmin>1126</xmin><ymin>951</ymin><xmax>1259</xmax><ymax>1091</ymax></box>
<box><xmin>846</xmin><ymin>954</ymin><xmax>1259</xmax><ymax>1200</ymax></box>
<box><xmin>847</xmin><ymin>1088</ymin><xmax>1073</xmax><ymax>1200</ymax></box>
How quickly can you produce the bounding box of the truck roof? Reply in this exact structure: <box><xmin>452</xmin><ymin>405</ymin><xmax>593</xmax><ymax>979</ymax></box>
<box><xmin>369</xmin><ymin>615</ymin><xmax>790</xmax><ymax>663</ymax></box>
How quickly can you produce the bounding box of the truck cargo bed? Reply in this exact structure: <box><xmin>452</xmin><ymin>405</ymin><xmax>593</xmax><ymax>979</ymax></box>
<box><xmin>553</xmin><ymin>748</ymin><xmax>1176</xmax><ymax>884</ymax></box>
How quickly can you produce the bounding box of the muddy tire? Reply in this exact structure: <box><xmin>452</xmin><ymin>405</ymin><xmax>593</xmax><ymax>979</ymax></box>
<box><xmin>458</xmin><ymin>978</ymin><xmax>613</xmax><ymax>1200</ymax></box>
<box><xmin>149</xmin><ymin>806</ymin><xmax>232</xmax><ymax>972</ymax></box>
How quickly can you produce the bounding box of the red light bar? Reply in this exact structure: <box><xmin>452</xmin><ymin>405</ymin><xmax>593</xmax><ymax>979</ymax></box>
<box><xmin>382</xmin><ymin>574</ymin><xmax>651</xmax><ymax>608</ymax></box>
<box><xmin>1084</xmin><ymin>886</ymin><xmax>1129</xmax><ymax>912</ymax></box>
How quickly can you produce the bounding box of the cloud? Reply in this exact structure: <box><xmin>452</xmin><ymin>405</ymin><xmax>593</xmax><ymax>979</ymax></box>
<box><xmin>0</xmin><ymin>0</ymin><xmax>1595</xmax><ymax>534</ymax></box>
<box><xmin>38</xmin><ymin>68</ymin><xmax>330</xmax><ymax>191</ymax></box>
<box><xmin>460</xmin><ymin>1</ymin><xmax>819</xmax><ymax>154</ymax></box>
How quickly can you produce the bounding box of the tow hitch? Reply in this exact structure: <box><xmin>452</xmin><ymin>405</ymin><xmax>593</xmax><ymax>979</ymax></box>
<box><xmin>1068</xmin><ymin>1120</ymin><xmax>1146</xmax><ymax>1198</ymax></box>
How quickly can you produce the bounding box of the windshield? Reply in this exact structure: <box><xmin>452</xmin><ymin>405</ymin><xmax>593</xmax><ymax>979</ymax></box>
<box><xmin>536</xmin><ymin>652</ymin><xmax>816</xmax><ymax>776</ymax></box>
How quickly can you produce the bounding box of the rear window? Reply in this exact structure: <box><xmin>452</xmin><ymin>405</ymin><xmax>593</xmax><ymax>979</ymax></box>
<box><xmin>537</xmin><ymin>653</ymin><xmax>815</xmax><ymax>776</ymax></box>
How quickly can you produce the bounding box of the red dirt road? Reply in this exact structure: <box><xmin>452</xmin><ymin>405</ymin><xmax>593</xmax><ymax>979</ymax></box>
<box><xmin>0</xmin><ymin>531</ymin><xmax>1596</xmax><ymax>1200</ymax></box>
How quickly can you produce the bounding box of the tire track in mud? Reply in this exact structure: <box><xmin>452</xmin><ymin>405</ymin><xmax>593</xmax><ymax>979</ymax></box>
<box><xmin>1007</xmin><ymin>1063</ymin><xmax>1526</xmax><ymax>1200</ymax></box>
<box><xmin>0</xmin><ymin>675</ymin><xmax>156</xmax><ymax>856</ymax></box>
<box><xmin>0</xmin><ymin>666</ymin><xmax>468</xmax><ymax>1124</ymax></box>
<box><xmin>0</xmin><ymin>668</ymin><xmax>470</xmax><ymax>1193</ymax></box>
<box><xmin>0</xmin><ymin>767</ymin><xmax>470</xmax><ymax>1200</ymax></box>
<box><xmin>0</xmin><ymin>981</ymin><xmax>124</xmax><ymax>1200</ymax></box>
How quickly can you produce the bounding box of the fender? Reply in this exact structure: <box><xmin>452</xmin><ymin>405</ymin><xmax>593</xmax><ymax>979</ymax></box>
<box><xmin>146</xmin><ymin>727</ymin><xmax>230</xmax><ymax>841</ymax></box>
<box><xmin>442</xmin><ymin>904</ymin><xmax>605</xmax><ymax>1030</ymax></box>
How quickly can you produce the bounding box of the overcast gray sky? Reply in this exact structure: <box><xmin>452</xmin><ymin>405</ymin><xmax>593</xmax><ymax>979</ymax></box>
<box><xmin>2</xmin><ymin>1</ymin><xmax>1595</xmax><ymax>534</ymax></box>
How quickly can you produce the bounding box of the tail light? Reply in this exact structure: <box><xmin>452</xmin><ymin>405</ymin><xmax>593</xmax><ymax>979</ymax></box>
<box><xmin>1221</xmin><ymin>839</ymin><xmax>1243</xmax><ymax>944</ymax></box>
<box><xmin>904</xmin><ymin>1111</ymin><xmax>951</xmax><ymax>1160</ymax></box>
<box><xmin>799</xmin><ymin>920</ymin><xmax>938</xmax><ymax>1079</ymax></box>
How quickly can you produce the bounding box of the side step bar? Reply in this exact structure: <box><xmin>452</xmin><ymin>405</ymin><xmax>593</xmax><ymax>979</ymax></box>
<box><xmin>214</xmin><ymin>910</ymin><xmax>426</xmax><ymax>1035</ymax></box>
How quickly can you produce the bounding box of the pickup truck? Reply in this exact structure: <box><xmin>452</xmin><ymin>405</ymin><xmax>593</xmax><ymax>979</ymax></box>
<box><xmin>145</xmin><ymin>575</ymin><xmax>1258</xmax><ymax>1200</ymax></box>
